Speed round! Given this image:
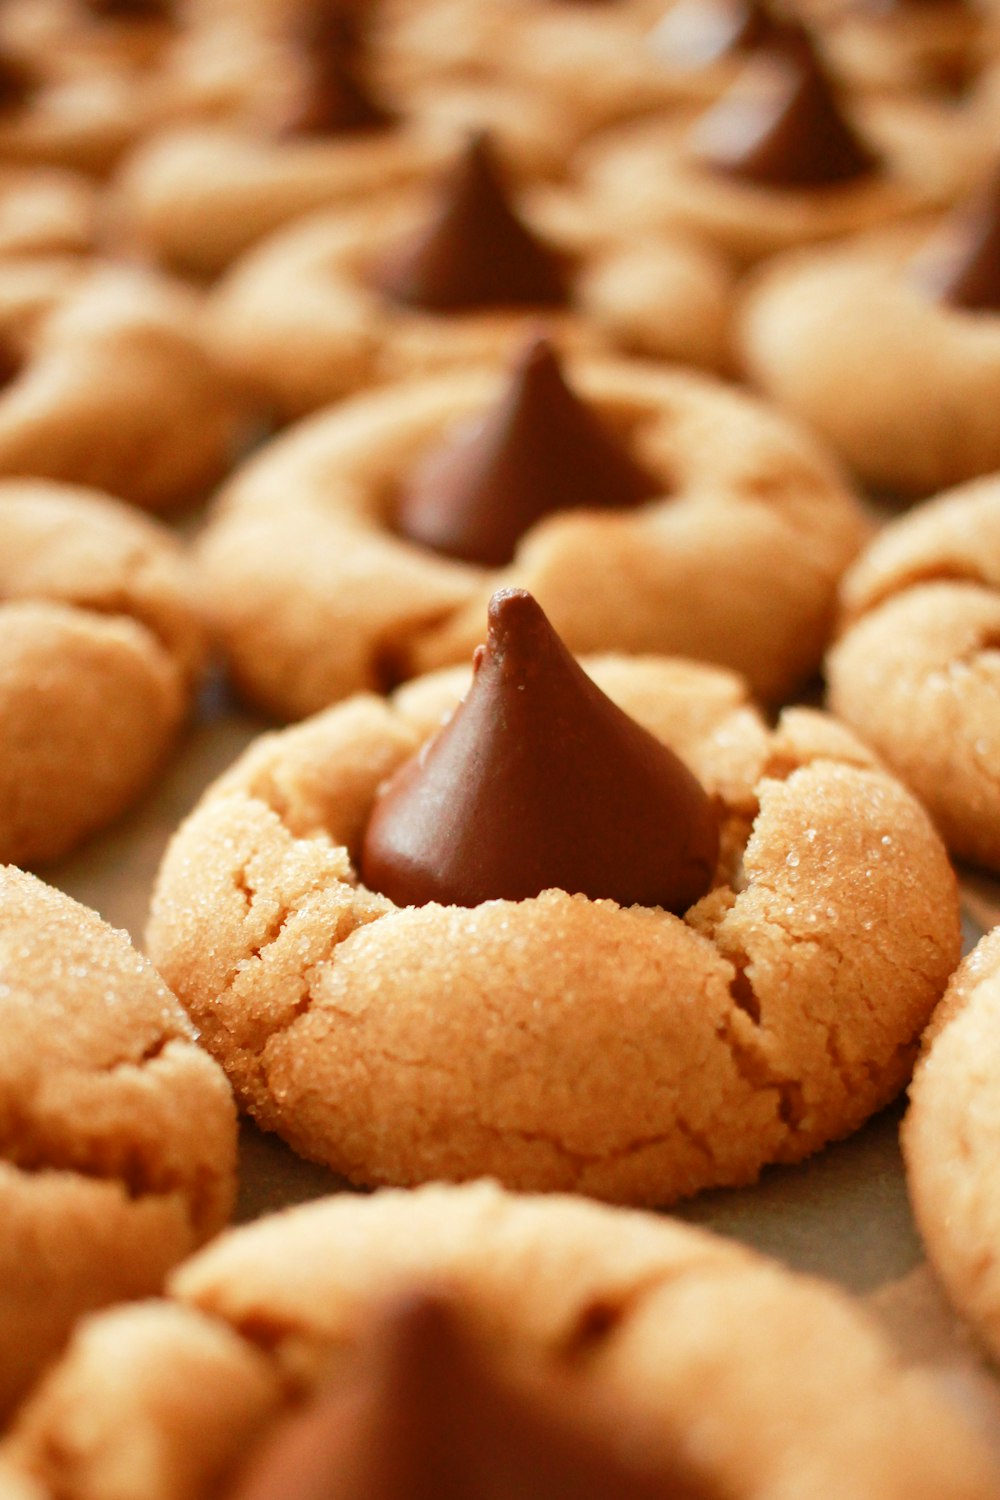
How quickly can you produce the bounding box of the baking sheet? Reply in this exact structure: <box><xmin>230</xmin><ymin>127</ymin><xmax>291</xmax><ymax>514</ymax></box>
<box><xmin>45</xmin><ymin>670</ymin><xmax>1000</xmax><ymax>1462</ymax></box>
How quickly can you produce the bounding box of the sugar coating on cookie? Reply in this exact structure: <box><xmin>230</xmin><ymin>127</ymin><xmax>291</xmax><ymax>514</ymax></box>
<box><xmin>196</xmin><ymin>355</ymin><xmax>868</xmax><ymax>719</ymax></box>
<box><xmin>147</xmin><ymin>651</ymin><xmax>959</xmax><ymax>1206</ymax></box>
<box><xmin>0</xmin><ymin>478</ymin><xmax>206</xmax><ymax>865</ymax></box>
<box><xmin>828</xmin><ymin>474</ymin><xmax>1000</xmax><ymax>869</ymax></box>
<box><xmin>0</xmin><ymin>867</ymin><xmax>238</xmax><ymax>1421</ymax></box>
<box><xmin>4</xmin><ymin>1183</ymin><xmax>997</xmax><ymax>1500</ymax></box>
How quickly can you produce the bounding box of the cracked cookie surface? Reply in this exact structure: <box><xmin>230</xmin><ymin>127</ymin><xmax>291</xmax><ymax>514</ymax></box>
<box><xmin>147</xmin><ymin>654</ymin><xmax>960</xmax><ymax>1205</ymax></box>
<box><xmin>3</xmin><ymin>1183</ymin><xmax>999</xmax><ymax>1500</ymax></box>
<box><xmin>0</xmin><ymin>866</ymin><xmax>238</xmax><ymax>1422</ymax></box>
<box><xmin>197</xmin><ymin>356</ymin><xmax>867</xmax><ymax>719</ymax></box>
<box><xmin>0</xmin><ymin>477</ymin><xmax>207</xmax><ymax>865</ymax></box>
<box><xmin>827</xmin><ymin>474</ymin><xmax>1000</xmax><ymax>870</ymax></box>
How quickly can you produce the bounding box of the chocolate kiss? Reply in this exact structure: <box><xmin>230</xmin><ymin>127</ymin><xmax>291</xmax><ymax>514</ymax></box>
<box><xmin>361</xmin><ymin>589</ymin><xmax>720</xmax><ymax>912</ymax></box>
<box><xmin>280</xmin><ymin>7</ymin><xmax>394</xmax><ymax>137</ymax></box>
<box><xmin>0</xmin><ymin>50</ymin><xmax>35</xmax><ymax>112</ymax></box>
<box><xmin>649</xmin><ymin>0</ymin><xmax>786</xmax><ymax>70</ymax></box>
<box><xmin>690</xmin><ymin>28</ymin><xmax>879</xmax><ymax>188</ymax></box>
<box><xmin>396</xmin><ymin>337</ymin><xmax>662</xmax><ymax>568</ymax></box>
<box><xmin>927</xmin><ymin>173</ymin><xmax>1000</xmax><ymax>314</ymax></box>
<box><xmin>374</xmin><ymin>135</ymin><xmax>569</xmax><ymax>313</ymax></box>
<box><xmin>226</xmin><ymin>1293</ymin><xmax>708</xmax><ymax>1500</ymax></box>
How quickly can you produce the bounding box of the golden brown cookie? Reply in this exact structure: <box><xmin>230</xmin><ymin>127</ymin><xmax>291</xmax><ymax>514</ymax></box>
<box><xmin>827</xmin><ymin>475</ymin><xmax>1000</xmax><ymax>870</ymax></box>
<box><xmin>575</xmin><ymin>64</ymin><xmax>983</xmax><ymax>262</ymax></box>
<box><xmin>4</xmin><ymin>1184</ymin><xmax>998</xmax><ymax>1498</ymax></box>
<box><xmin>0</xmin><ymin>477</ymin><xmax>206</xmax><ymax>866</ymax></box>
<box><xmin>0</xmin><ymin>260</ymin><xmax>244</xmax><ymax>509</ymax></box>
<box><xmin>739</xmin><ymin>196</ymin><xmax>1000</xmax><ymax>496</ymax></box>
<box><xmin>904</xmin><ymin>927</ymin><xmax>1000</xmax><ymax>1367</ymax></box>
<box><xmin>207</xmin><ymin>169</ymin><xmax>736</xmax><ymax>418</ymax></box>
<box><xmin>0</xmin><ymin>865</ymin><xmax>238</xmax><ymax>1422</ymax></box>
<box><xmin>147</xmin><ymin>645</ymin><xmax>959</xmax><ymax>1204</ymax></box>
<box><xmin>196</xmin><ymin>353</ymin><xmax>866</xmax><ymax>719</ymax></box>
<box><xmin>113</xmin><ymin>63</ymin><xmax>584</xmax><ymax>281</ymax></box>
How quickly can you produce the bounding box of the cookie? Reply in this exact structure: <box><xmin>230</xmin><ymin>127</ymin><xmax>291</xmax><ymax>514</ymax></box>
<box><xmin>206</xmin><ymin>134</ymin><xmax>736</xmax><ymax>417</ymax></box>
<box><xmin>4</xmin><ymin>1183</ymin><xmax>998</xmax><ymax>1498</ymax></box>
<box><xmin>575</xmin><ymin>31</ymin><xmax>983</xmax><ymax>262</ymax></box>
<box><xmin>740</xmin><ymin>179</ymin><xmax>1000</xmax><ymax>496</ymax></box>
<box><xmin>0</xmin><ymin>260</ymin><xmax>244</xmax><ymax>509</ymax></box>
<box><xmin>0</xmin><ymin>167</ymin><xmax>97</xmax><ymax>258</ymax></box>
<box><xmin>904</xmin><ymin>927</ymin><xmax>1000</xmax><ymax>1367</ymax></box>
<box><xmin>826</xmin><ymin>475</ymin><xmax>1000</xmax><ymax>870</ymax></box>
<box><xmin>0</xmin><ymin>865</ymin><xmax>238</xmax><ymax>1421</ymax></box>
<box><xmin>147</xmin><ymin>613</ymin><xmax>959</xmax><ymax>1203</ymax></box>
<box><xmin>2</xmin><ymin>0</ymin><xmax>177</xmax><ymax>78</ymax></box>
<box><xmin>113</xmin><ymin>9</ymin><xmax>584</xmax><ymax>282</ymax></box>
<box><xmin>196</xmin><ymin>347</ymin><xmax>865</xmax><ymax>719</ymax></box>
<box><xmin>0</xmin><ymin>477</ymin><xmax>206</xmax><ymax>865</ymax></box>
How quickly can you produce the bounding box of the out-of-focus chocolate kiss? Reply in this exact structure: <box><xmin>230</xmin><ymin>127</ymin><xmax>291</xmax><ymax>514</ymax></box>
<box><xmin>374</xmin><ymin>134</ymin><xmax>569</xmax><ymax>312</ymax></box>
<box><xmin>396</xmin><ymin>337</ymin><xmax>662</xmax><ymax>567</ymax></box>
<box><xmin>360</xmin><ymin>589</ymin><xmax>720</xmax><ymax>912</ymax></box>
<box><xmin>83</xmin><ymin>0</ymin><xmax>171</xmax><ymax>16</ymax></box>
<box><xmin>279</xmin><ymin>6</ymin><xmax>394</xmax><ymax>136</ymax></box>
<box><xmin>649</xmin><ymin>0</ymin><xmax>786</xmax><ymax>70</ymax></box>
<box><xmin>0</xmin><ymin>50</ymin><xmax>35</xmax><ymax>111</ymax></box>
<box><xmin>925</xmin><ymin>172</ymin><xmax>1000</xmax><ymax>313</ymax></box>
<box><xmin>226</xmin><ymin>1292</ymin><xmax>711</xmax><ymax>1500</ymax></box>
<box><xmin>689</xmin><ymin>26</ymin><xmax>879</xmax><ymax>187</ymax></box>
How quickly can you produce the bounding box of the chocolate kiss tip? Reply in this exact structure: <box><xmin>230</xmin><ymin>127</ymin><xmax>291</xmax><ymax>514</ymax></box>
<box><xmin>360</xmin><ymin>589</ymin><xmax>720</xmax><ymax>913</ymax></box>
<box><xmin>930</xmin><ymin>172</ymin><xmax>1000</xmax><ymax>314</ymax></box>
<box><xmin>396</xmin><ymin>335</ymin><xmax>662</xmax><ymax>567</ymax></box>
<box><xmin>373</xmin><ymin>134</ymin><xmax>569</xmax><ymax>313</ymax></box>
<box><xmin>691</xmin><ymin>26</ymin><xmax>879</xmax><ymax>188</ymax></box>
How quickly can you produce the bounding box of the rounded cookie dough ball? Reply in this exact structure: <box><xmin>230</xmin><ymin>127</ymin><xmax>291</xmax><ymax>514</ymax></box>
<box><xmin>0</xmin><ymin>866</ymin><xmax>238</xmax><ymax>1421</ymax></box>
<box><xmin>827</xmin><ymin>474</ymin><xmax>1000</xmax><ymax>870</ymax></box>
<box><xmin>0</xmin><ymin>261</ymin><xmax>246</xmax><ymax>511</ymax></box>
<box><xmin>0</xmin><ymin>477</ymin><xmax>207</xmax><ymax>866</ymax></box>
<box><xmin>147</xmin><ymin>652</ymin><xmax>960</xmax><ymax>1205</ymax></box>
<box><xmin>197</xmin><ymin>354</ymin><xmax>867</xmax><ymax>719</ymax></box>
<box><xmin>4</xmin><ymin>1183</ymin><xmax>998</xmax><ymax>1500</ymax></box>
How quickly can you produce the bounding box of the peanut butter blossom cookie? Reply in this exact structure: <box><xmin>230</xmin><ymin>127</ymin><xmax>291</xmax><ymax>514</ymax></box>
<box><xmin>827</xmin><ymin>474</ymin><xmax>1000</xmax><ymax>869</ymax></box>
<box><xmin>207</xmin><ymin>134</ymin><xmax>736</xmax><ymax>417</ymax></box>
<box><xmin>0</xmin><ymin>866</ymin><xmax>237</xmax><ymax>1421</ymax></box>
<box><xmin>0</xmin><ymin>478</ymin><xmax>206</xmax><ymax>865</ymax></box>
<box><xmin>148</xmin><ymin>590</ymin><xmax>959</xmax><ymax>1204</ymax></box>
<box><xmin>225</xmin><ymin>1292</ymin><xmax>712</xmax><ymax>1500</ymax></box>
<box><xmin>197</xmin><ymin>341</ymin><xmax>867</xmax><ymax>719</ymax></box>
<box><xmin>3</xmin><ymin>1185</ymin><xmax>997</xmax><ymax>1499</ymax></box>
<box><xmin>904</xmin><ymin>927</ymin><xmax>1000</xmax><ymax>1367</ymax></box>
<box><xmin>741</xmin><ymin>171</ymin><xmax>1000</xmax><ymax>496</ymax></box>
<box><xmin>575</xmin><ymin>22</ymin><xmax>983</xmax><ymax>262</ymax></box>
<box><xmin>0</xmin><ymin>261</ymin><xmax>245</xmax><ymax>510</ymax></box>
<box><xmin>113</xmin><ymin>11</ymin><xmax>580</xmax><ymax>280</ymax></box>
